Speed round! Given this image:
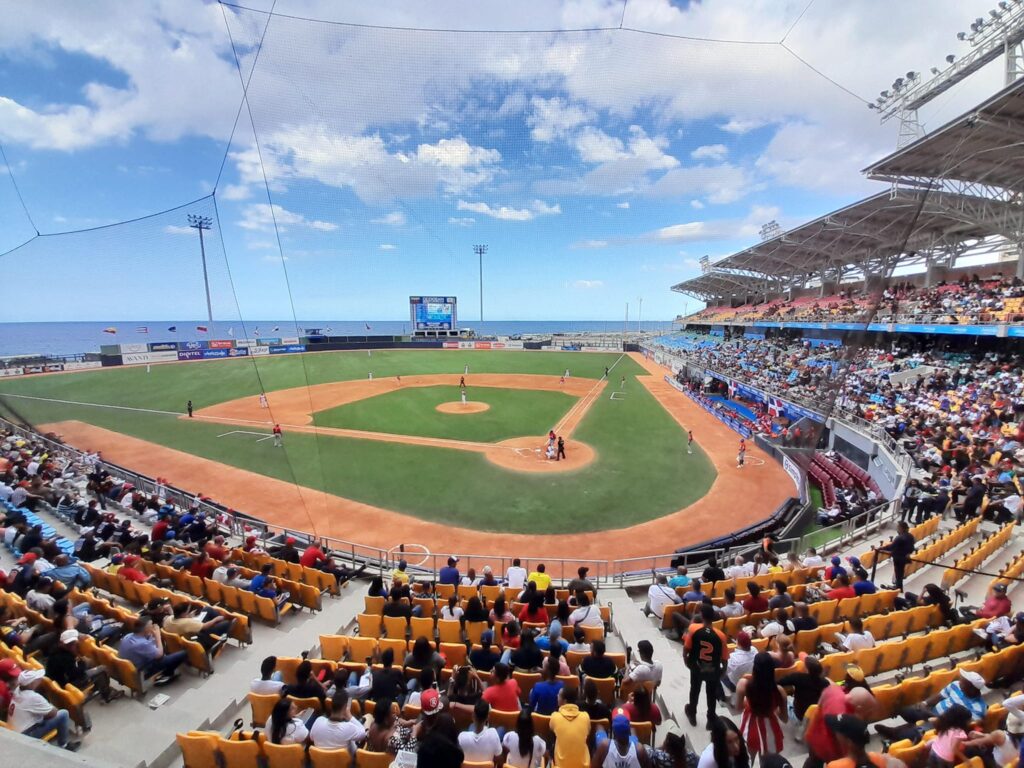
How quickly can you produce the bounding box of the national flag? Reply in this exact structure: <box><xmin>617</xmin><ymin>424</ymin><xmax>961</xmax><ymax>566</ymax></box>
<box><xmin>271</xmin><ymin>326</ymin><xmax>280</xmax><ymax>332</ymax></box>
<box><xmin>365</xmin><ymin>323</ymin><xmax>371</xmax><ymax>331</ymax></box>
<box><xmin>253</xmin><ymin>327</ymin><xmax>260</xmax><ymax>336</ymax></box>
<box><xmin>726</xmin><ymin>380</ymin><xmax>736</xmax><ymax>399</ymax></box>
<box><xmin>135</xmin><ymin>326</ymin><xmax>149</xmax><ymax>334</ymax></box>
<box><xmin>196</xmin><ymin>325</ymin><xmax>208</xmax><ymax>333</ymax></box>
<box><xmin>167</xmin><ymin>326</ymin><xmax>177</xmax><ymax>332</ymax></box>
<box><xmin>102</xmin><ymin>327</ymin><xmax>117</xmax><ymax>335</ymax></box>
<box><xmin>227</xmin><ymin>327</ymin><xmax>234</xmax><ymax>337</ymax></box>
<box><xmin>324</xmin><ymin>327</ymin><xmax>333</xmax><ymax>334</ymax></box>
<box><xmin>767</xmin><ymin>396</ymin><xmax>784</xmax><ymax>418</ymax></box>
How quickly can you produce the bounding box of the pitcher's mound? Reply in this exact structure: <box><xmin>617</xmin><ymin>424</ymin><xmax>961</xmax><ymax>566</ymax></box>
<box><xmin>436</xmin><ymin>401</ymin><xmax>490</xmax><ymax>414</ymax></box>
<box><xmin>486</xmin><ymin>436</ymin><xmax>596</xmax><ymax>473</ymax></box>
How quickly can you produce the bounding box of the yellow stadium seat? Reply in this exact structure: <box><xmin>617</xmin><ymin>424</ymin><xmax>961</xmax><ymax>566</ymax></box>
<box><xmin>488</xmin><ymin>709</ymin><xmax>521</xmax><ymax>732</ymax></box>
<box><xmin>352</xmin><ymin>750</ymin><xmax>391</xmax><ymax>768</ymax></box>
<box><xmin>308</xmin><ymin>747</ymin><xmax>352</xmax><ymax>768</ymax></box>
<box><xmin>263</xmin><ymin>741</ymin><xmax>306</xmax><ymax>768</ymax></box>
<box><xmin>176</xmin><ymin>731</ymin><xmax>220</xmax><ymax>768</ymax></box>
<box><xmin>249</xmin><ymin>693</ymin><xmax>280</xmax><ymax>728</ymax></box>
<box><xmin>219</xmin><ymin>736</ymin><xmax>263</xmax><ymax>768</ymax></box>
<box><xmin>357</xmin><ymin>613</ymin><xmax>382</xmax><ymax>638</ymax></box>
<box><xmin>320</xmin><ymin>635</ymin><xmax>348</xmax><ymax>662</ymax></box>
<box><xmin>437</xmin><ymin>620</ymin><xmax>462</xmax><ymax>644</ymax></box>
<box><xmin>382</xmin><ymin>616</ymin><xmax>408</xmax><ymax>639</ymax></box>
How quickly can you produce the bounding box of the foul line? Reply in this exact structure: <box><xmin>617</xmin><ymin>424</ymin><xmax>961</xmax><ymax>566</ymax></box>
<box><xmin>552</xmin><ymin>352</ymin><xmax>625</xmax><ymax>436</ymax></box>
<box><xmin>0</xmin><ymin>393</ymin><xmax>181</xmax><ymax>417</ymax></box>
<box><xmin>217</xmin><ymin>430</ymin><xmax>274</xmax><ymax>442</ymax></box>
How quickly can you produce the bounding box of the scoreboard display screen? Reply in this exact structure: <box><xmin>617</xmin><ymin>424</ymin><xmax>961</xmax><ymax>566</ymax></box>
<box><xmin>410</xmin><ymin>296</ymin><xmax>457</xmax><ymax>330</ymax></box>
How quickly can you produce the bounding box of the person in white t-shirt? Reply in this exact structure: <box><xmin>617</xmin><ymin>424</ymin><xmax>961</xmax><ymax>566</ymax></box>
<box><xmin>9</xmin><ymin>669</ymin><xmax>77</xmax><ymax>750</ymax></box>
<box><xmin>643</xmin><ymin>574</ymin><xmax>682</xmax><ymax>620</ymax></box>
<box><xmin>625</xmin><ymin>640</ymin><xmax>663</xmax><ymax>687</ymax></box>
<box><xmin>801</xmin><ymin>548</ymin><xmax>825</xmax><ymax>569</ymax></box>
<box><xmin>725</xmin><ymin>556</ymin><xmax>752</xmax><ymax>580</ymax></box>
<box><xmin>567</xmin><ymin>594</ymin><xmax>603</xmax><ymax>628</ymax></box>
<box><xmin>250</xmin><ymin>656</ymin><xmax>285</xmax><ymax>695</ymax></box>
<box><xmin>835</xmin><ymin>617</ymin><xmax>875</xmax><ymax>652</ymax></box>
<box><xmin>309</xmin><ymin>690</ymin><xmax>366</xmax><ymax>751</ymax></box>
<box><xmin>440</xmin><ymin>595</ymin><xmax>464</xmax><ymax>622</ymax></box>
<box><xmin>266</xmin><ymin>698</ymin><xmax>310</xmax><ymax>745</ymax></box>
<box><xmin>458</xmin><ymin>700</ymin><xmax>503</xmax><ymax>763</ymax></box>
<box><xmin>502</xmin><ymin>709</ymin><xmax>549</xmax><ymax>767</ymax></box>
<box><xmin>506</xmin><ymin>559</ymin><xmax>527</xmax><ymax>591</ymax></box>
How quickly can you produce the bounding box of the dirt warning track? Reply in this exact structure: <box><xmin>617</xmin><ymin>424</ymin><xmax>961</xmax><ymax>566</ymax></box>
<box><xmin>38</xmin><ymin>354</ymin><xmax>792</xmax><ymax>562</ymax></box>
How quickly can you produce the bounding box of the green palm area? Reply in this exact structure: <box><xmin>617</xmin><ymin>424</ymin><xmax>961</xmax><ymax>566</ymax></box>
<box><xmin>0</xmin><ymin>350</ymin><xmax>717</xmax><ymax>534</ymax></box>
<box><xmin>313</xmin><ymin>385</ymin><xmax>578</xmax><ymax>443</ymax></box>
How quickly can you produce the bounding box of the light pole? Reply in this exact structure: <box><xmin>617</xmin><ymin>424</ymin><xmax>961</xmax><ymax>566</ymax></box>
<box><xmin>473</xmin><ymin>244</ymin><xmax>487</xmax><ymax>323</ymax></box>
<box><xmin>188</xmin><ymin>214</ymin><xmax>214</xmax><ymax>325</ymax></box>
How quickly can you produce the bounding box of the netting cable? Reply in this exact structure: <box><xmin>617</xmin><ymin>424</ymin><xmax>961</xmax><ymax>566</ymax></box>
<box><xmin>0</xmin><ymin>142</ymin><xmax>38</xmax><ymax>235</ymax></box>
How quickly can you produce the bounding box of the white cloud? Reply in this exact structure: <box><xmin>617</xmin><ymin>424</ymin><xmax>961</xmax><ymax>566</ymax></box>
<box><xmin>220</xmin><ymin>184</ymin><xmax>251</xmax><ymax>201</ymax></box>
<box><xmin>379</xmin><ymin>243</ymin><xmax>397</xmax><ymax>251</ymax></box>
<box><xmin>247</xmin><ymin>240</ymin><xmax>276</xmax><ymax>250</ymax></box>
<box><xmin>690</xmin><ymin>199</ymin><xmax>705</xmax><ymax>209</ymax></box>
<box><xmin>719</xmin><ymin>119</ymin><xmax>767</xmax><ymax>135</ymax></box>
<box><xmin>261</xmin><ymin>253</ymin><xmax>289</xmax><ymax>263</ymax></box>
<box><xmin>756</xmin><ymin>121</ymin><xmax>881</xmax><ymax>194</ymax></box>
<box><xmin>456</xmin><ymin>199</ymin><xmax>560</xmax><ymax>222</ymax></box>
<box><xmin>648</xmin><ymin>163</ymin><xmax>755</xmax><ymax>204</ymax></box>
<box><xmin>571</xmin><ymin>279</ymin><xmax>604</xmax><ymax>289</ymax></box>
<box><xmin>163</xmin><ymin>224</ymin><xmax>194</xmax><ymax>236</ymax></box>
<box><xmin>527</xmin><ymin>96</ymin><xmax>593</xmax><ymax>142</ymax></box>
<box><xmin>572</xmin><ymin>239</ymin><xmax>608</xmax><ymax>249</ymax></box>
<box><xmin>238</xmin><ymin>203</ymin><xmax>337</xmax><ymax>232</ymax></box>
<box><xmin>448</xmin><ymin>217</ymin><xmax>475</xmax><ymax>227</ymax></box>
<box><xmin>231</xmin><ymin>129</ymin><xmax>502</xmax><ymax>204</ymax></box>
<box><xmin>691</xmin><ymin>144</ymin><xmax>728</xmax><ymax>161</ymax></box>
<box><xmin>616</xmin><ymin>201</ymin><xmax>630</xmax><ymax>209</ymax></box>
<box><xmin>371</xmin><ymin>211</ymin><xmax>407</xmax><ymax>226</ymax></box>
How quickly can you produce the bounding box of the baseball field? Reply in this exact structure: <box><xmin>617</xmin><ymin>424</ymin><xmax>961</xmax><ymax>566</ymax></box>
<box><xmin>0</xmin><ymin>350</ymin><xmax>791</xmax><ymax>560</ymax></box>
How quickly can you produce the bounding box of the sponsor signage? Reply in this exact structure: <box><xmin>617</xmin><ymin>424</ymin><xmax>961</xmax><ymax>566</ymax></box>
<box><xmin>24</xmin><ymin>365</ymin><xmax>44</xmax><ymax>374</ymax></box>
<box><xmin>256</xmin><ymin>337</ymin><xmax>281</xmax><ymax>345</ymax></box>
<box><xmin>119</xmin><ymin>343</ymin><xmax>148</xmax><ymax>354</ymax></box>
<box><xmin>208</xmin><ymin>339</ymin><xmax>234</xmax><ymax>349</ymax></box>
<box><xmin>503</xmin><ymin>340</ymin><xmax>524</xmax><ymax>349</ymax></box>
<box><xmin>148</xmin><ymin>341</ymin><xmax>178</xmax><ymax>352</ymax></box>
<box><xmin>783</xmin><ymin>454</ymin><xmax>806</xmax><ymax>501</ymax></box>
<box><xmin>124</xmin><ymin>351</ymin><xmax>178</xmax><ymax>365</ymax></box>
<box><xmin>181</xmin><ymin>340</ymin><xmax>208</xmax><ymax>350</ymax></box>
<box><xmin>177</xmin><ymin>350</ymin><xmax>204</xmax><ymax>361</ymax></box>
<box><xmin>442</xmin><ymin>341</ymin><xmax>460</xmax><ymax>349</ymax></box>
<box><xmin>281</xmin><ymin>337</ymin><xmax>300</xmax><ymax>345</ymax></box>
<box><xmin>490</xmin><ymin>342</ymin><xmax>505</xmax><ymax>349</ymax></box>
<box><xmin>201</xmin><ymin>348</ymin><xmax>229</xmax><ymax>359</ymax></box>
<box><xmin>269</xmin><ymin>344</ymin><xmax>305</xmax><ymax>354</ymax></box>
<box><xmin>45</xmin><ymin>364</ymin><xmax>63</xmax><ymax>372</ymax></box>
<box><xmin>226</xmin><ymin>347</ymin><xmax>249</xmax><ymax>357</ymax></box>
<box><xmin>62</xmin><ymin>361</ymin><xmax>103</xmax><ymax>371</ymax></box>
<box><xmin>247</xmin><ymin>345</ymin><xmax>270</xmax><ymax>356</ymax></box>
<box><xmin>473</xmin><ymin>341</ymin><xmax>492</xmax><ymax>350</ymax></box>
<box><xmin>0</xmin><ymin>368</ymin><xmax>24</xmax><ymax>377</ymax></box>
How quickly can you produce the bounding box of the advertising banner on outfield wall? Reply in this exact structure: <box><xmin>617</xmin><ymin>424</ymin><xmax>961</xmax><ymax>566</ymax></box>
<box><xmin>782</xmin><ymin>454</ymin><xmax>807</xmax><ymax>502</ymax></box>
<box><xmin>247</xmin><ymin>345</ymin><xmax>270</xmax><ymax>356</ymax></box>
<box><xmin>0</xmin><ymin>368</ymin><xmax>24</xmax><ymax>377</ymax></box>
<box><xmin>149</xmin><ymin>342</ymin><xmax>178</xmax><ymax>352</ymax></box>
<box><xmin>502</xmin><ymin>340</ymin><xmax>524</xmax><ymax>349</ymax></box>
<box><xmin>474</xmin><ymin>341</ymin><xmax>491</xmax><ymax>349</ymax></box>
<box><xmin>201</xmin><ymin>348</ymin><xmax>229</xmax><ymax>359</ymax></box>
<box><xmin>177</xmin><ymin>350</ymin><xmax>204</xmax><ymax>361</ymax></box>
<box><xmin>180</xmin><ymin>340</ymin><xmax>208</xmax><ymax>351</ymax></box>
<box><xmin>124</xmin><ymin>351</ymin><xmax>178</xmax><ymax>365</ymax></box>
<box><xmin>281</xmin><ymin>337</ymin><xmax>300</xmax><ymax>345</ymax></box>
<box><xmin>208</xmin><ymin>339</ymin><xmax>234</xmax><ymax>349</ymax></box>
<box><xmin>119</xmin><ymin>343</ymin><xmax>148</xmax><ymax>354</ymax></box>
<box><xmin>257</xmin><ymin>337</ymin><xmax>281</xmax><ymax>346</ymax></box>
<box><xmin>443</xmin><ymin>342</ymin><xmax>460</xmax><ymax>349</ymax></box>
<box><xmin>63</xmin><ymin>361</ymin><xmax>103</xmax><ymax>371</ymax></box>
<box><xmin>269</xmin><ymin>344</ymin><xmax>305</xmax><ymax>354</ymax></box>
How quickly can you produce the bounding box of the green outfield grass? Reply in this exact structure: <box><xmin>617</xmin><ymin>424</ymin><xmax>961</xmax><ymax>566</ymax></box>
<box><xmin>0</xmin><ymin>350</ymin><xmax>717</xmax><ymax>534</ymax></box>
<box><xmin>313</xmin><ymin>385</ymin><xmax>578</xmax><ymax>442</ymax></box>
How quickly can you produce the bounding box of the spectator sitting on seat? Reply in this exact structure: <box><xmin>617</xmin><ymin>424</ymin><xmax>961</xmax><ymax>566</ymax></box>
<box><xmin>723</xmin><ymin>631</ymin><xmax>757</xmax><ymax>699</ymax></box>
<box><xmin>368</xmin><ymin>648</ymin><xmax>405</xmax><ymax>706</ymax></box>
<box><xmin>742</xmin><ymin>583</ymin><xmax>769</xmax><ymax>614</ymax></box>
<box><xmin>460</xmin><ymin>567</ymin><xmax>480</xmax><ymax>587</ymax></box>
<box><xmin>518</xmin><ymin>592</ymin><xmax>548</xmax><ymax>626</ymax></box>
<box><xmin>681</xmin><ymin>578</ymin><xmax>704</xmax><ymax>604</ymax></box>
<box><xmin>802</xmin><ymin>548</ymin><xmax>825</xmax><ymax>568</ymax></box>
<box><xmin>824</xmin><ymin>556</ymin><xmax>847</xmax><ymax>582</ymax></box>
<box><xmin>163</xmin><ymin>601</ymin><xmax>234</xmax><ymax>654</ymax></box>
<box><xmin>45</xmin><ymin>555</ymin><xmax>91</xmax><ymax>591</ymax></box>
<box><xmin>269</xmin><ymin>536</ymin><xmax>301</xmax><ymax>564</ymax></box>
<box><xmin>668</xmin><ymin>566</ymin><xmax>691</xmax><ymax>590</ymax></box>
<box><xmin>283</xmin><ymin>658</ymin><xmax>328</xmax><ymax>706</ymax></box>
<box><xmin>469</xmin><ymin>630</ymin><xmax>499</xmax><ymax>673</ymax></box>
<box><xmin>768</xmin><ymin>581</ymin><xmax>793</xmax><ymax>610</ymax></box>
<box><xmin>550</xmin><ymin>686</ymin><xmax>592</xmax><ymax>768</ymax></box>
<box><xmin>439</xmin><ymin>594</ymin><xmax>463</xmax><ymax>622</ymax></box>
<box><xmin>458</xmin><ymin>698</ymin><xmax>503</xmax><ymax>763</ymax></box>
<box><xmin>46</xmin><ymin>628</ymin><xmax>121</xmax><ymax>702</ymax></box>
<box><xmin>790</xmin><ymin>602</ymin><xmax>818</xmax><ymax>633</ymax></box>
<box><xmin>482</xmin><ymin>662</ymin><xmax>521</xmax><ymax>712</ymax></box>
<box><xmin>489</xmin><ymin>595</ymin><xmax>514</xmax><ymax>625</ymax></box>
<box><xmin>267</xmin><ymin>697</ymin><xmax>309</xmax><ymax>745</ymax></box>
<box><xmin>581</xmin><ymin>639</ymin><xmax>616</xmax><ymax>680</ymax></box>
<box><xmin>528</xmin><ymin>657</ymin><xmax>564</xmax><ymax>716</ymax></box>
<box><xmin>404</xmin><ymin>636</ymin><xmax>444</xmax><ymax>678</ymax></box>
<box><xmin>438</xmin><ymin>556</ymin><xmax>460</xmax><ymax>585</ymax></box>
<box><xmin>726</xmin><ymin>556</ymin><xmax>751</xmax><ymax>580</ymax></box>
<box><xmin>383</xmin><ymin>586</ymin><xmax>420</xmax><ymax>623</ymax></box>
<box><xmin>463</xmin><ymin>595</ymin><xmax>488</xmax><ymax>625</ymax></box>
<box><xmin>760</xmin><ymin>608</ymin><xmax>793</xmax><ymax>640</ymax></box>
<box><xmin>204</xmin><ymin>535</ymin><xmax>230</xmax><ymax>561</ymax></box>
<box><xmin>26</xmin><ymin>576</ymin><xmax>58</xmax><ymax>613</ymax></box>
<box><xmin>963</xmin><ymin>582</ymin><xmax>1013</xmax><ymax>620</ymax></box>
<box><xmin>117</xmin><ymin>615</ymin><xmax>187</xmax><ymax>686</ymax></box>
<box><xmin>850</xmin><ymin>566</ymin><xmax>877</xmax><ymax>596</ymax></box>
<box><xmin>187</xmin><ymin>551</ymin><xmax>215</xmax><ymax>580</ymax></box>
<box><xmin>876</xmin><ymin>669</ymin><xmax>989</xmax><ymax>744</ymax></box>
<box><xmin>536</xmin><ymin>622</ymin><xmax>568</xmax><ymax>654</ymax></box>
<box><xmin>0</xmin><ymin>657</ymin><xmax>20</xmax><ymax>715</ymax></box>
<box><xmin>568</xmin><ymin>593</ymin><xmax>602</xmax><ymax>628</ymax></box>
<box><xmin>510</xmin><ymin>629</ymin><xmax>544</xmax><ymax>672</ymax></box>
<box><xmin>8</xmin><ymin>668</ymin><xmax>79</xmax><ymax>751</ymax></box>
<box><xmin>310</xmin><ymin>688</ymin><xmax>366</xmax><ymax>752</ymax></box>
<box><xmin>625</xmin><ymin>639</ymin><xmax>662</xmax><ymax>690</ymax></box>
<box><xmin>250</xmin><ymin>655</ymin><xmax>284</xmax><ymax>694</ymax></box>
<box><xmin>835</xmin><ymin>617</ymin><xmax>875</xmax><ymax>652</ymax></box>
<box><xmin>502</xmin><ymin>708</ymin><xmax>550</xmax><ymax>768</ymax></box>
<box><xmin>643</xmin><ymin>573</ymin><xmax>684</xmax><ymax>635</ymax></box>
<box><xmin>821</xmin><ymin>574</ymin><xmax>857</xmax><ymax>601</ymax></box>
<box><xmin>566</xmin><ymin>566</ymin><xmax>596</xmax><ymax>597</ymax></box>
<box><xmin>249</xmin><ymin>563</ymin><xmax>290</xmax><ymax>606</ymax></box>
<box><xmin>719</xmin><ymin>587</ymin><xmax>744</xmax><ymax>619</ymax></box>
<box><xmin>479</xmin><ymin>565</ymin><xmax>498</xmax><ymax>587</ymax></box>
<box><xmin>213</xmin><ymin>564</ymin><xmax>251</xmax><ymax>590</ymax></box>
<box><xmin>567</xmin><ymin>627</ymin><xmax>590</xmax><ymax>654</ymax></box>
<box><xmin>527</xmin><ymin>563</ymin><xmax>551</xmax><ymax>591</ymax></box>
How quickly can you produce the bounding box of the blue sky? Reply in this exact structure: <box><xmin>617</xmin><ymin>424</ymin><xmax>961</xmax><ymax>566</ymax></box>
<box><xmin>0</xmin><ymin>0</ymin><xmax>1008</xmax><ymax>323</ymax></box>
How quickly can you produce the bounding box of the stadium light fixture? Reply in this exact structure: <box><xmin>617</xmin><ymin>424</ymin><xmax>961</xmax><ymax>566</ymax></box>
<box><xmin>931</xmin><ymin>67</ymin><xmax>941</xmax><ymax>75</ymax></box>
<box><xmin>187</xmin><ymin>214</ymin><xmax>214</xmax><ymax>324</ymax></box>
<box><xmin>957</xmin><ymin>31</ymin><xmax>968</xmax><ymax>40</ymax></box>
<box><xmin>946</xmin><ymin>54</ymin><xmax>956</xmax><ymax>63</ymax></box>
<box><xmin>473</xmin><ymin>244</ymin><xmax>487</xmax><ymax>323</ymax></box>
<box><xmin>990</xmin><ymin>9</ymin><xmax>1001</xmax><ymax>19</ymax></box>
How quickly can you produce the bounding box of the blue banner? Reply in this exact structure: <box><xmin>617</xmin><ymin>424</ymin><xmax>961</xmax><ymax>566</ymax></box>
<box><xmin>201</xmin><ymin>348</ymin><xmax>229</xmax><ymax>359</ymax></box>
<box><xmin>269</xmin><ymin>344</ymin><xmax>306</xmax><ymax>354</ymax></box>
<box><xmin>225</xmin><ymin>347</ymin><xmax>249</xmax><ymax>358</ymax></box>
<box><xmin>179</xmin><ymin>339</ymin><xmax>209</xmax><ymax>351</ymax></box>
<box><xmin>1008</xmin><ymin>327</ymin><xmax>1024</xmax><ymax>338</ymax></box>
<box><xmin>743</xmin><ymin>331</ymin><xmax>766</xmax><ymax>340</ymax></box>
<box><xmin>177</xmin><ymin>350</ymin><xmax>204</xmax><ymax>361</ymax></box>
<box><xmin>148</xmin><ymin>341</ymin><xmax>178</xmax><ymax>352</ymax></box>
<box><xmin>257</xmin><ymin>337</ymin><xmax>282</xmax><ymax>345</ymax></box>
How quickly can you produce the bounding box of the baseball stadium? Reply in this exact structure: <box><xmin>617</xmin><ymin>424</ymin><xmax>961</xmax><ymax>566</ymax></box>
<box><xmin>2</xmin><ymin>2</ymin><xmax>1024</xmax><ymax>767</ymax></box>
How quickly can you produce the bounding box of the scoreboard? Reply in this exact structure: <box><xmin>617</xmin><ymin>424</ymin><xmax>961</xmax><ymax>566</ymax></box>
<box><xmin>409</xmin><ymin>296</ymin><xmax>457</xmax><ymax>331</ymax></box>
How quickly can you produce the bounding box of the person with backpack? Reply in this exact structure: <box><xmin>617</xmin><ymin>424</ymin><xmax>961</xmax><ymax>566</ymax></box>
<box><xmin>684</xmin><ymin>603</ymin><xmax>730</xmax><ymax>727</ymax></box>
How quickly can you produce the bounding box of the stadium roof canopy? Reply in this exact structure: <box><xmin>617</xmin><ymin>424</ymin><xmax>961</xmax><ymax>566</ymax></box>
<box><xmin>672</xmin><ymin>188</ymin><xmax>1015</xmax><ymax>301</ymax></box>
<box><xmin>864</xmin><ymin>78</ymin><xmax>1024</xmax><ymax>194</ymax></box>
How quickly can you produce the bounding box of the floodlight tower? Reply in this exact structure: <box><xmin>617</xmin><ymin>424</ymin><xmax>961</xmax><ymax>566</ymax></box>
<box><xmin>473</xmin><ymin>244</ymin><xmax>487</xmax><ymax>322</ymax></box>
<box><xmin>869</xmin><ymin>2</ymin><xmax>1024</xmax><ymax>147</ymax></box>
<box><xmin>187</xmin><ymin>214</ymin><xmax>214</xmax><ymax>324</ymax></box>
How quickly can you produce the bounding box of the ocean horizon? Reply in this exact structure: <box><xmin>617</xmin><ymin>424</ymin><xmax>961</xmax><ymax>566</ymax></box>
<box><xmin>0</xmin><ymin>319</ymin><xmax>677</xmax><ymax>358</ymax></box>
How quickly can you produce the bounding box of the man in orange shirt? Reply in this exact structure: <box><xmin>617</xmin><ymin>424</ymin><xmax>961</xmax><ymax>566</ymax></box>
<box><xmin>683</xmin><ymin>603</ymin><xmax>730</xmax><ymax>727</ymax></box>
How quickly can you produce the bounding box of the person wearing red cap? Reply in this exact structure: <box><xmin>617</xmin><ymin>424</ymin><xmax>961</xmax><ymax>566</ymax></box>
<box><xmin>0</xmin><ymin>657</ymin><xmax>21</xmax><ymax>715</ymax></box>
<box><xmin>270</xmin><ymin>537</ymin><xmax>301</xmax><ymax>564</ymax></box>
